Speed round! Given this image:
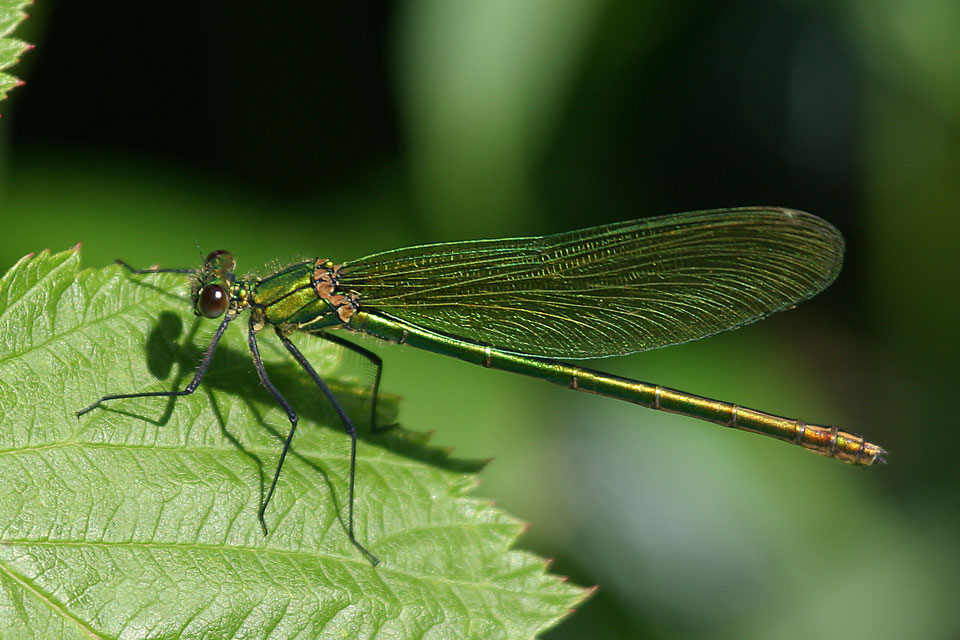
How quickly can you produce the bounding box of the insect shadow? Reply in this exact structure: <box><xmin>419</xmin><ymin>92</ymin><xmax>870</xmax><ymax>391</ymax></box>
<box><xmin>98</xmin><ymin>310</ymin><xmax>487</xmax><ymax>542</ymax></box>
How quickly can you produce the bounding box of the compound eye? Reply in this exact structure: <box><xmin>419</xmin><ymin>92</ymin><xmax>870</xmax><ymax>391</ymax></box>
<box><xmin>204</xmin><ymin>250</ymin><xmax>236</xmax><ymax>272</ymax></box>
<box><xmin>197</xmin><ymin>284</ymin><xmax>228</xmax><ymax>318</ymax></box>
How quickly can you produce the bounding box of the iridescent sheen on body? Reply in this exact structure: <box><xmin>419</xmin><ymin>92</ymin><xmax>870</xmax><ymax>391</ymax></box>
<box><xmin>79</xmin><ymin>206</ymin><xmax>886</xmax><ymax>567</ymax></box>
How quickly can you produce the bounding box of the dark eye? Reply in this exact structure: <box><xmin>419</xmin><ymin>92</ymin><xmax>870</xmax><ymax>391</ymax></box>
<box><xmin>205</xmin><ymin>250</ymin><xmax>236</xmax><ymax>272</ymax></box>
<box><xmin>197</xmin><ymin>284</ymin><xmax>228</xmax><ymax>318</ymax></box>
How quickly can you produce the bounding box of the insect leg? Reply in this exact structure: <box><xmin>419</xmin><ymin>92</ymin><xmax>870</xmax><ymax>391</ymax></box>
<box><xmin>275</xmin><ymin>326</ymin><xmax>379</xmax><ymax>566</ymax></box>
<box><xmin>115</xmin><ymin>260</ymin><xmax>193</xmax><ymax>274</ymax></box>
<box><xmin>312</xmin><ymin>330</ymin><xmax>394</xmax><ymax>432</ymax></box>
<box><xmin>247</xmin><ymin>319</ymin><xmax>301</xmax><ymax>539</ymax></box>
<box><xmin>76</xmin><ymin>315</ymin><xmax>234</xmax><ymax>417</ymax></box>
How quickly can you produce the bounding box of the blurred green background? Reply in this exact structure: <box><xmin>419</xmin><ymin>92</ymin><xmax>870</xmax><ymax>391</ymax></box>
<box><xmin>2</xmin><ymin>1</ymin><xmax>958</xmax><ymax>638</ymax></box>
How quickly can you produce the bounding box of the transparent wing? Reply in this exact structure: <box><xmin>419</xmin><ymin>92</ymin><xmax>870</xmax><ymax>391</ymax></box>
<box><xmin>339</xmin><ymin>208</ymin><xmax>844</xmax><ymax>359</ymax></box>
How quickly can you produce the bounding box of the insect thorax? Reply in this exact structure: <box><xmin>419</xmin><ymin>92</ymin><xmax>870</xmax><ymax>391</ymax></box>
<box><xmin>251</xmin><ymin>258</ymin><xmax>358</xmax><ymax>329</ymax></box>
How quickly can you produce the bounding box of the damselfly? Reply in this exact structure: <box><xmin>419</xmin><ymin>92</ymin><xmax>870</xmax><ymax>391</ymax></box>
<box><xmin>78</xmin><ymin>207</ymin><xmax>886</xmax><ymax>565</ymax></box>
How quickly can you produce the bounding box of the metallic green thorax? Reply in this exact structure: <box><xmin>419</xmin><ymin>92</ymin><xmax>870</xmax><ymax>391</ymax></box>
<box><xmin>252</xmin><ymin>261</ymin><xmax>326</xmax><ymax>326</ymax></box>
<box><xmin>201</xmin><ymin>257</ymin><xmax>352</xmax><ymax>330</ymax></box>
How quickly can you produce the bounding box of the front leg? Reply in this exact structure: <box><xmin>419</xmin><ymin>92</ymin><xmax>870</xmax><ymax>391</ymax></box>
<box><xmin>77</xmin><ymin>314</ymin><xmax>234</xmax><ymax>417</ymax></box>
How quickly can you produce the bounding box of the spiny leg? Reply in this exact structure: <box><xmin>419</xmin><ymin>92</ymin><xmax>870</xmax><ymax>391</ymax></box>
<box><xmin>312</xmin><ymin>330</ymin><xmax>394</xmax><ymax>432</ymax></box>
<box><xmin>276</xmin><ymin>326</ymin><xmax>379</xmax><ymax>566</ymax></box>
<box><xmin>77</xmin><ymin>315</ymin><xmax>234</xmax><ymax>417</ymax></box>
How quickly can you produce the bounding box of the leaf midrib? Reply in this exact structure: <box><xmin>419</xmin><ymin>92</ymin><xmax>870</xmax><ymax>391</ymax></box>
<box><xmin>0</xmin><ymin>536</ymin><xmax>545</xmax><ymax>597</ymax></box>
<box><xmin>0</xmin><ymin>440</ymin><xmax>433</xmax><ymax>474</ymax></box>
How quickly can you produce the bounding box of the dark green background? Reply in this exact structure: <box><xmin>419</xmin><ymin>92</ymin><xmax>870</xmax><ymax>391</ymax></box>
<box><xmin>2</xmin><ymin>1</ymin><xmax>957</xmax><ymax>638</ymax></box>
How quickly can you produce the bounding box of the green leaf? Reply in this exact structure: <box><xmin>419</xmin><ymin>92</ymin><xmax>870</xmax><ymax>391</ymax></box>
<box><xmin>0</xmin><ymin>249</ymin><xmax>588</xmax><ymax>639</ymax></box>
<box><xmin>0</xmin><ymin>0</ymin><xmax>30</xmax><ymax>103</ymax></box>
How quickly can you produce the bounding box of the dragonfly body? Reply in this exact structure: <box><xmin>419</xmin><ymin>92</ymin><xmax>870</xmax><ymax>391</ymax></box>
<box><xmin>78</xmin><ymin>207</ymin><xmax>886</xmax><ymax>566</ymax></box>
<box><xmin>351</xmin><ymin>311</ymin><xmax>880</xmax><ymax>465</ymax></box>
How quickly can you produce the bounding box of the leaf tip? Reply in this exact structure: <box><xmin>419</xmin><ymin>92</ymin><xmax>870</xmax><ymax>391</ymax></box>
<box><xmin>71</xmin><ymin>241</ymin><xmax>82</xmax><ymax>253</ymax></box>
<box><xmin>564</xmin><ymin>585</ymin><xmax>599</xmax><ymax>615</ymax></box>
<box><xmin>575</xmin><ymin>584</ymin><xmax>600</xmax><ymax>607</ymax></box>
